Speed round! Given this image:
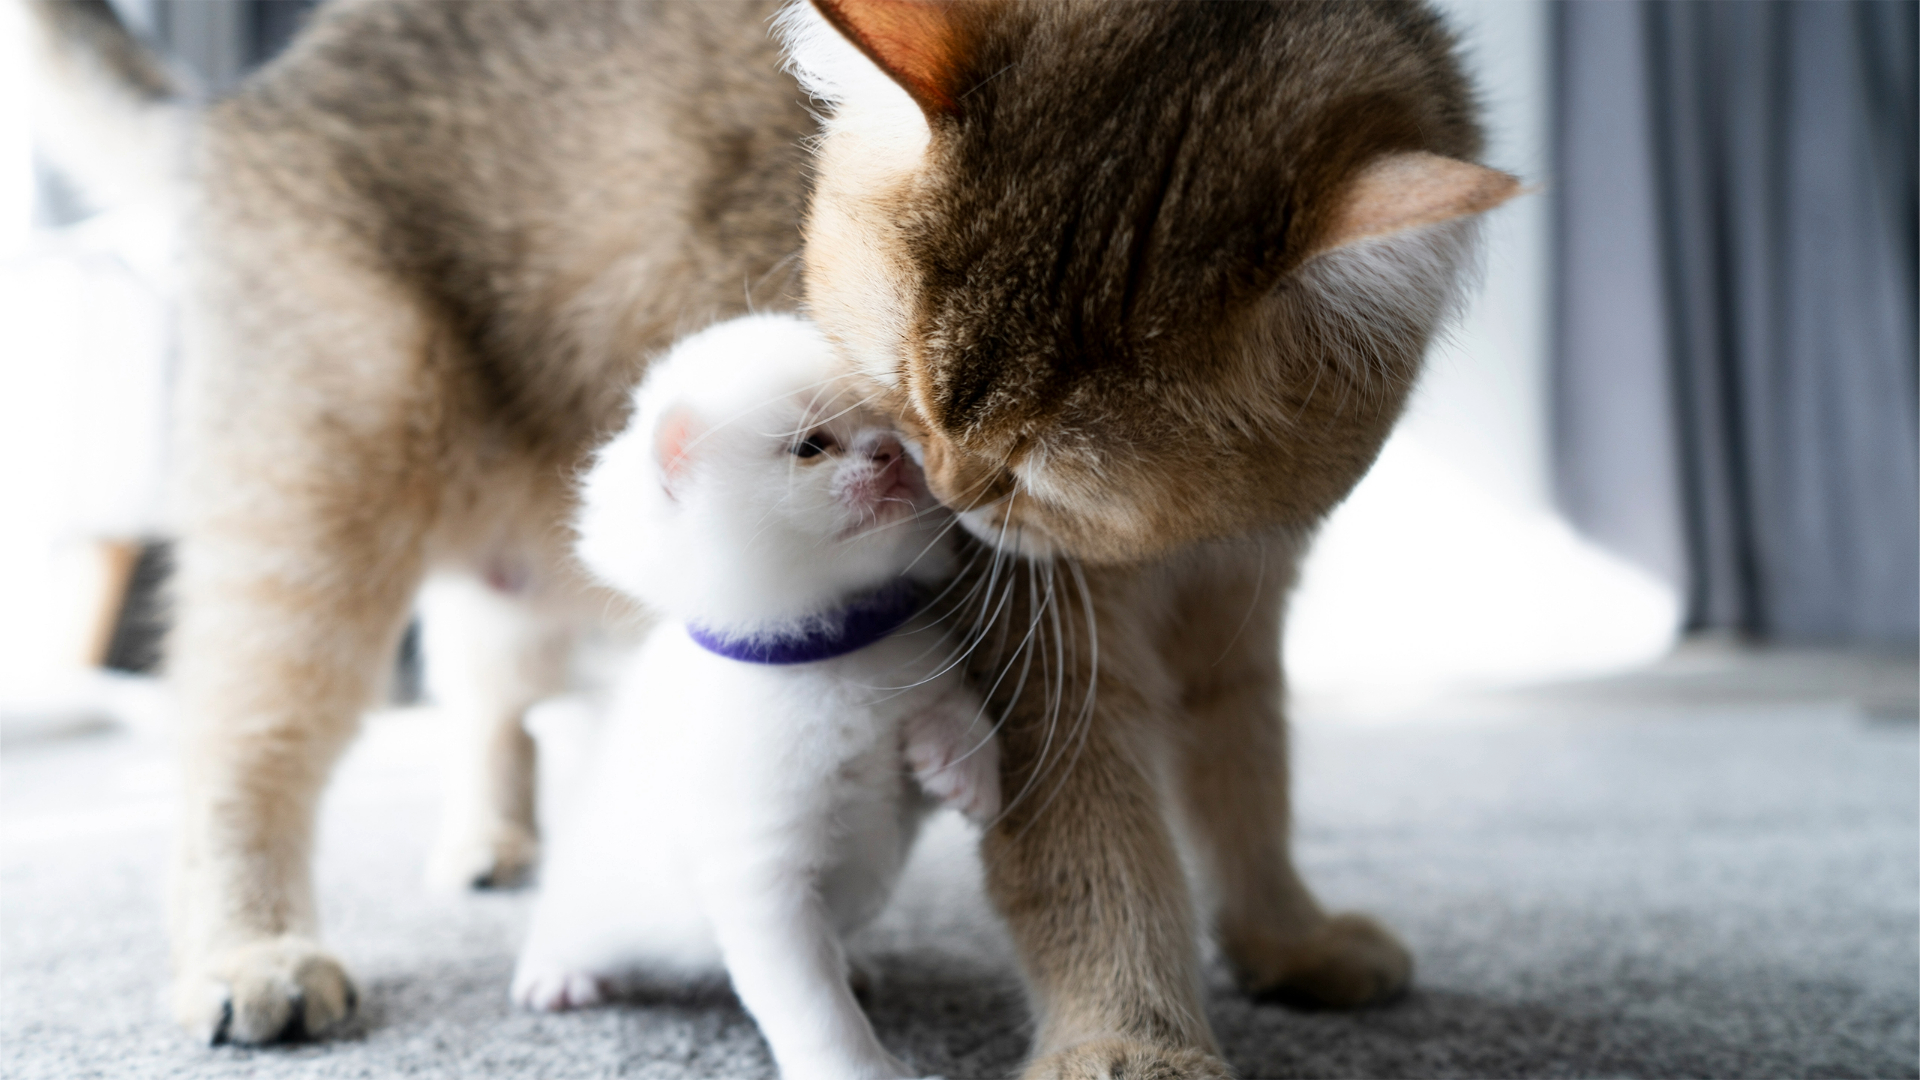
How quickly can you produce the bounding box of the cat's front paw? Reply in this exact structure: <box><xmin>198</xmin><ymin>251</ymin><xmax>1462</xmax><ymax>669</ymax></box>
<box><xmin>511</xmin><ymin>964</ymin><xmax>609</xmax><ymax>1012</ymax></box>
<box><xmin>905</xmin><ymin>723</ymin><xmax>1000</xmax><ymax>823</ymax></box>
<box><xmin>1023</xmin><ymin>1037</ymin><xmax>1230</xmax><ymax>1080</ymax></box>
<box><xmin>1227</xmin><ymin>911</ymin><xmax>1412</xmax><ymax>1009</ymax></box>
<box><xmin>172</xmin><ymin>936</ymin><xmax>358</xmax><ymax>1045</ymax></box>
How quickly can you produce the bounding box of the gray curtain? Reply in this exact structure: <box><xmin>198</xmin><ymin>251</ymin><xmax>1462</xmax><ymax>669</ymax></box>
<box><xmin>37</xmin><ymin>1</ymin><xmax>318</xmax><ymax>225</ymax></box>
<box><xmin>1554</xmin><ymin>0</ymin><xmax>1919</xmax><ymax>644</ymax></box>
<box><xmin>105</xmin><ymin>0</ymin><xmax>315</xmax><ymax>93</ymax></box>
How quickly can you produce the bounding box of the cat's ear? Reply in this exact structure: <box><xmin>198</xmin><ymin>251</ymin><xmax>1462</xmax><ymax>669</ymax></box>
<box><xmin>1315</xmin><ymin>152</ymin><xmax>1522</xmax><ymax>253</ymax></box>
<box><xmin>654</xmin><ymin>407</ymin><xmax>703</xmax><ymax>499</ymax></box>
<box><xmin>808</xmin><ymin>0</ymin><xmax>979</xmax><ymax>118</ymax></box>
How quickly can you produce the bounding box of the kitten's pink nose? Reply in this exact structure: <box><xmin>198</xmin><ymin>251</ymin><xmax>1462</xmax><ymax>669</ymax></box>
<box><xmin>851</xmin><ymin>430</ymin><xmax>925</xmax><ymax>506</ymax></box>
<box><xmin>856</xmin><ymin>431</ymin><xmax>904</xmax><ymax>466</ymax></box>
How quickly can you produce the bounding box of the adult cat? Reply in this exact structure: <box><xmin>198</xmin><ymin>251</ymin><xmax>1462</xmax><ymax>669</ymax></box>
<box><xmin>151</xmin><ymin>0</ymin><xmax>1516</xmax><ymax>1074</ymax></box>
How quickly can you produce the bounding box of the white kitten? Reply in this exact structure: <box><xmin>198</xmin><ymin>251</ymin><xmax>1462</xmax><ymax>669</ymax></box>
<box><xmin>512</xmin><ymin>314</ymin><xmax>997</xmax><ymax>1080</ymax></box>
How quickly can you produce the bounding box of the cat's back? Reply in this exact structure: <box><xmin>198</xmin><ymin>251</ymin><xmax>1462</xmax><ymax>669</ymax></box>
<box><xmin>210</xmin><ymin>0</ymin><xmax>807</xmax><ymax>229</ymax></box>
<box><xmin>196</xmin><ymin>0</ymin><xmax>816</xmax><ymax>446</ymax></box>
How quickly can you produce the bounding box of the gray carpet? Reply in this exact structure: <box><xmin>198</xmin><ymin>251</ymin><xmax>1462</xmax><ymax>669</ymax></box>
<box><xmin>4</xmin><ymin>657</ymin><xmax>1916</xmax><ymax>1079</ymax></box>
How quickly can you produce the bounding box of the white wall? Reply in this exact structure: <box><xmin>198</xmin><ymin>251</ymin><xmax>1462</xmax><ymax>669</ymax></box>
<box><xmin>0</xmin><ymin>5</ymin><xmax>174</xmax><ymax>704</ymax></box>
<box><xmin>1</xmin><ymin>1</ymin><xmax>28</xmax><ymax>255</ymax></box>
<box><xmin>1284</xmin><ymin>0</ymin><xmax>1681</xmax><ymax>708</ymax></box>
<box><xmin>1410</xmin><ymin>0</ymin><xmax>1555</xmax><ymax>512</ymax></box>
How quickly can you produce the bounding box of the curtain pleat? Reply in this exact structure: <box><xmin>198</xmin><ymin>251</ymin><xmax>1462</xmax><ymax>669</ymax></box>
<box><xmin>1555</xmin><ymin>0</ymin><xmax>1918</xmax><ymax>643</ymax></box>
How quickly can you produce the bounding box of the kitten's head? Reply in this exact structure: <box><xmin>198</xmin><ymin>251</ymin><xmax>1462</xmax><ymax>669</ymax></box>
<box><xmin>575</xmin><ymin>313</ymin><xmax>952</xmax><ymax>633</ymax></box>
<box><xmin>781</xmin><ymin>0</ymin><xmax>1520</xmax><ymax>562</ymax></box>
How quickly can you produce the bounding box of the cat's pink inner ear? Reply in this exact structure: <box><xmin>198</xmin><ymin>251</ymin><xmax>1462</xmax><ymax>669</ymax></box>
<box><xmin>812</xmin><ymin>0</ymin><xmax>973</xmax><ymax>117</ymax></box>
<box><xmin>1319</xmin><ymin>152</ymin><xmax>1522</xmax><ymax>252</ymax></box>
<box><xmin>654</xmin><ymin>408</ymin><xmax>702</xmax><ymax>495</ymax></box>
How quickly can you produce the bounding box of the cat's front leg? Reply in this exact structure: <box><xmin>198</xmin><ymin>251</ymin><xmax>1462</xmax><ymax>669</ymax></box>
<box><xmin>903</xmin><ymin>687</ymin><xmax>1000</xmax><ymax>823</ymax></box>
<box><xmin>697</xmin><ymin>864</ymin><xmax>914</xmax><ymax>1080</ymax></box>
<box><xmin>1164</xmin><ymin>544</ymin><xmax>1411</xmax><ymax>1009</ymax></box>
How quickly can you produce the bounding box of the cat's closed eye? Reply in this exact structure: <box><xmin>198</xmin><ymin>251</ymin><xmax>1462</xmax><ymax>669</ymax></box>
<box><xmin>791</xmin><ymin>431</ymin><xmax>838</xmax><ymax>459</ymax></box>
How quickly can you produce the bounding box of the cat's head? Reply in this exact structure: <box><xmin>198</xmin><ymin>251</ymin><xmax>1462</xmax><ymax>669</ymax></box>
<box><xmin>575</xmin><ymin>313</ymin><xmax>952</xmax><ymax>632</ymax></box>
<box><xmin>781</xmin><ymin>0</ymin><xmax>1519</xmax><ymax>562</ymax></box>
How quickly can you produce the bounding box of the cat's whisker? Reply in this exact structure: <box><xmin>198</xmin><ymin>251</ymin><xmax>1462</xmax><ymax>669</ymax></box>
<box><xmin>855</xmin><ymin>623</ymin><xmax>978</xmax><ymax>696</ymax></box>
<box><xmin>914</xmin><ymin>546</ymin><xmax>1013</xmax><ymax>700</ymax></box>
<box><xmin>1013</xmin><ymin>555</ymin><xmax>1101</xmax><ymax>836</ymax></box>
<box><xmin>882</xmin><ymin>540</ymin><xmax>1020</xmax><ymax>694</ymax></box>
<box><xmin>1034</xmin><ymin>568</ymin><xmax>1069</xmax><ymax>748</ymax></box>
<box><xmin>1292</xmin><ymin>351</ymin><xmax>1330</xmax><ymax>424</ymax></box>
<box><xmin>972</xmin><ymin>570</ymin><xmax>1046</xmax><ymax>818</ymax></box>
<box><xmin>829</xmin><ymin>537</ymin><xmax>990</xmax><ymax>695</ymax></box>
<box><xmin>907</xmin><ymin>545</ymin><xmax>996</xmax><ymax>647</ymax></box>
<box><xmin>1008</xmin><ymin>552</ymin><xmax>1071</xmax><ymax>807</ymax></box>
<box><xmin>916</xmin><ymin>538</ymin><xmax>993</xmax><ymax>621</ymax></box>
<box><xmin>594</xmin><ymin>588</ymin><xmax>656</xmax><ymax>636</ymax></box>
<box><xmin>984</xmin><ymin>571</ymin><xmax>1058</xmax><ymax>824</ymax></box>
<box><xmin>980</xmin><ymin>492</ymin><xmax>1080</xmax><ymax>826</ymax></box>
<box><xmin>1211</xmin><ymin>541</ymin><xmax>1267</xmax><ymax>667</ymax></box>
<box><xmin>743</xmin><ymin>486</ymin><xmax>806</xmax><ymax>549</ymax></box>
<box><xmin>746</xmin><ymin>248</ymin><xmax>803</xmax><ymax>310</ymax></box>
<box><xmin>899</xmin><ymin>471</ymin><xmax>1004</xmax><ymax>575</ymax></box>
<box><xmin>763</xmin><ymin>382</ymin><xmax>886</xmax><ymax>442</ymax></box>
<box><xmin>938</xmin><ymin>579</ymin><xmax>1029</xmax><ymax>763</ymax></box>
<box><xmin>846</xmin><ymin>495</ymin><xmax>946</xmax><ymax>542</ymax></box>
<box><xmin>1045</xmin><ymin>557</ymin><xmax>1068</xmax><ymax>767</ymax></box>
<box><xmin>677</xmin><ymin>371</ymin><xmax>869</xmax><ymax>462</ymax></box>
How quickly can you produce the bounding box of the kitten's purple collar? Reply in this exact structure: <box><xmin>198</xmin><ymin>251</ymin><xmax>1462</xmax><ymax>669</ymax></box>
<box><xmin>686</xmin><ymin>579</ymin><xmax>922</xmax><ymax>665</ymax></box>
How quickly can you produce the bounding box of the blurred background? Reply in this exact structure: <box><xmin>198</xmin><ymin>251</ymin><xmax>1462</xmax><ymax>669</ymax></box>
<box><xmin>0</xmin><ymin>5</ymin><xmax>1913</xmax><ymax>1078</ymax></box>
<box><xmin>1</xmin><ymin>0</ymin><xmax>1911</xmax><ymax>735</ymax></box>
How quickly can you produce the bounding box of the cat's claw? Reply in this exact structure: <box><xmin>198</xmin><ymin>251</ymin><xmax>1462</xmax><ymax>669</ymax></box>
<box><xmin>512</xmin><ymin>966</ymin><xmax>609</xmax><ymax>1012</ymax></box>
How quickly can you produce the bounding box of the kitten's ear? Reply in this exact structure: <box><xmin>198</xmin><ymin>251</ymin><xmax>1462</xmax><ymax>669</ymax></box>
<box><xmin>654</xmin><ymin>407</ymin><xmax>703</xmax><ymax>498</ymax></box>
<box><xmin>1316</xmin><ymin>152</ymin><xmax>1522</xmax><ymax>253</ymax></box>
<box><xmin>809</xmin><ymin>0</ymin><xmax>980</xmax><ymax>118</ymax></box>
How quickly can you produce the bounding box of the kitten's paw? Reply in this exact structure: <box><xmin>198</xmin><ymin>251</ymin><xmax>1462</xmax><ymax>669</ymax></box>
<box><xmin>1228</xmin><ymin>911</ymin><xmax>1412</xmax><ymax>1009</ymax></box>
<box><xmin>906</xmin><ymin>726</ymin><xmax>1000</xmax><ymax>823</ymax></box>
<box><xmin>511</xmin><ymin>964</ymin><xmax>609</xmax><ymax>1012</ymax></box>
<box><xmin>425</xmin><ymin>818</ymin><xmax>539</xmax><ymax>891</ymax></box>
<box><xmin>784</xmin><ymin>1050</ymin><xmax>918</xmax><ymax>1080</ymax></box>
<box><xmin>171</xmin><ymin>936</ymin><xmax>358</xmax><ymax>1045</ymax></box>
<box><xmin>1023</xmin><ymin>1037</ymin><xmax>1230</xmax><ymax>1080</ymax></box>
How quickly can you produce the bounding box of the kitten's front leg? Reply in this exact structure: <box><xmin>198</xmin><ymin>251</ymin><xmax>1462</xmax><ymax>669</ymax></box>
<box><xmin>697</xmin><ymin>865</ymin><xmax>913</xmax><ymax>1080</ymax></box>
<box><xmin>903</xmin><ymin>688</ymin><xmax>1000</xmax><ymax>823</ymax></box>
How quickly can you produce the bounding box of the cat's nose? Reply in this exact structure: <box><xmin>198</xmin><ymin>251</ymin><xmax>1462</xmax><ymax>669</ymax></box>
<box><xmin>857</xmin><ymin>431</ymin><xmax>904</xmax><ymax>465</ymax></box>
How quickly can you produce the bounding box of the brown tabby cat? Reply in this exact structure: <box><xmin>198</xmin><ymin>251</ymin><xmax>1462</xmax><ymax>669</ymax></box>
<box><xmin>141</xmin><ymin>0</ymin><xmax>1516</xmax><ymax>1075</ymax></box>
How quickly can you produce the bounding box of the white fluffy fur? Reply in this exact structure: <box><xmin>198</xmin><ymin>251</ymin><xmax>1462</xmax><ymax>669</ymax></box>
<box><xmin>518</xmin><ymin>314</ymin><xmax>997</xmax><ymax>1080</ymax></box>
<box><xmin>773</xmin><ymin>0</ymin><xmax>918</xmax><ymax>120</ymax></box>
<box><xmin>574</xmin><ymin>315</ymin><xmax>942</xmax><ymax>634</ymax></box>
<box><xmin>1304</xmin><ymin>218</ymin><xmax>1481</xmax><ymax>358</ymax></box>
<box><xmin>772</xmin><ymin>1</ymin><xmax>933</xmax><ymax>393</ymax></box>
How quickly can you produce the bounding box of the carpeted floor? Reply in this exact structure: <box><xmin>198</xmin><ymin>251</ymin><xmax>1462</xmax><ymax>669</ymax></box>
<box><xmin>4</xmin><ymin>650</ymin><xmax>1916</xmax><ymax>1079</ymax></box>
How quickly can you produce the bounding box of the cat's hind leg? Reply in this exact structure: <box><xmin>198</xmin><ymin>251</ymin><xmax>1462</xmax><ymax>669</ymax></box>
<box><xmin>418</xmin><ymin>567</ymin><xmax>578</xmax><ymax>891</ymax></box>
<box><xmin>1163</xmin><ymin>541</ymin><xmax>1411</xmax><ymax>1009</ymax></box>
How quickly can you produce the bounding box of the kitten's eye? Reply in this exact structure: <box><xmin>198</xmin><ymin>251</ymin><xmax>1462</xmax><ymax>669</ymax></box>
<box><xmin>791</xmin><ymin>431</ymin><xmax>837</xmax><ymax>459</ymax></box>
